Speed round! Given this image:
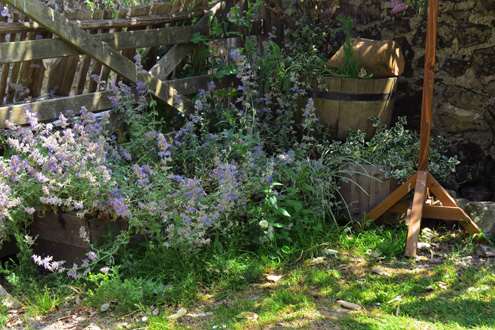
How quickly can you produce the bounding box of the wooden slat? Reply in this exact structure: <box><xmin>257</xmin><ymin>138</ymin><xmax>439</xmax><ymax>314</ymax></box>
<box><xmin>48</xmin><ymin>11</ymin><xmax>93</xmax><ymax>96</ymax></box>
<box><xmin>0</xmin><ymin>74</ymin><xmax>236</xmax><ymax>127</ymax></box>
<box><xmin>417</xmin><ymin>0</ymin><xmax>438</xmax><ymax>171</ymax></box>
<box><xmin>3</xmin><ymin>0</ymin><xmax>175</xmax><ymax>107</ymax></box>
<box><xmin>88</xmin><ymin>10</ymin><xmax>109</xmax><ymax>93</ymax></box>
<box><xmin>0</xmin><ymin>6</ymin><xmax>10</xmax><ymax>104</ymax></box>
<box><xmin>26</xmin><ymin>31</ymin><xmax>50</xmax><ymax>98</ymax></box>
<box><xmin>118</xmin><ymin>5</ymin><xmax>152</xmax><ymax>84</ymax></box>
<box><xmin>366</xmin><ymin>172</ymin><xmax>418</xmax><ymax>221</ymax></box>
<box><xmin>99</xmin><ymin>9</ymin><xmax>121</xmax><ymax>87</ymax></box>
<box><xmin>426</xmin><ymin>172</ymin><xmax>457</xmax><ymax>207</ymax></box>
<box><xmin>150</xmin><ymin>0</ymin><xmax>228</xmax><ymax>80</ymax></box>
<box><xmin>6</xmin><ymin>13</ymin><xmax>28</xmax><ymax>104</ymax></box>
<box><xmin>0</xmin><ymin>91</ymin><xmax>114</xmax><ymax>126</ymax></box>
<box><xmin>0</xmin><ymin>9</ymin><xmax>210</xmax><ymax>33</ymax></box>
<box><xmin>0</xmin><ymin>20</ymin><xmax>264</xmax><ymax>64</ymax></box>
<box><xmin>75</xmin><ymin>11</ymin><xmax>102</xmax><ymax>95</ymax></box>
<box><xmin>143</xmin><ymin>2</ymin><xmax>173</xmax><ymax>70</ymax></box>
<box><xmin>404</xmin><ymin>170</ymin><xmax>428</xmax><ymax>257</ymax></box>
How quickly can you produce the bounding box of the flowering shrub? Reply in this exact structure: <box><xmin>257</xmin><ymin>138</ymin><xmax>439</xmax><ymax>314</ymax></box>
<box><xmin>0</xmin><ymin>44</ymin><xmax>354</xmax><ymax>277</ymax></box>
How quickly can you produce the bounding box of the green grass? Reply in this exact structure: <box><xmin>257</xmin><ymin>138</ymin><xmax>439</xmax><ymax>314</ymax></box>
<box><xmin>3</xmin><ymin>225</ymin><xmax>495</xmax><ymax>329</ymax></box>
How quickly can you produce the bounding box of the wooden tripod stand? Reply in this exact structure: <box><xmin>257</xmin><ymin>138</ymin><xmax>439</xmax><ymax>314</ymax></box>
<box><xmin>365</xmin><ymin>0</ymin><xmax>482</xmax><ymax>257</ymax></box>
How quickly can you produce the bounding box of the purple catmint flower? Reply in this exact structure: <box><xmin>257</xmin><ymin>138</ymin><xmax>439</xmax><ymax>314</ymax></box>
<box><xmin>392</xmin><ymin>2</ymin><xmax>409</xmax><ymax>13</ymax></box>
<box><xmin>87</xmin><ymin>251</ymin><xmax>97</xmax><ymax>261</ymax></box>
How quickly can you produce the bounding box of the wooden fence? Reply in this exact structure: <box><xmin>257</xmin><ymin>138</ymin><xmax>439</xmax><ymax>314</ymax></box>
<box><xmin>0</xmin><ymin>0</ymin><xmax>272</xmax><ymax>128</ymax></box>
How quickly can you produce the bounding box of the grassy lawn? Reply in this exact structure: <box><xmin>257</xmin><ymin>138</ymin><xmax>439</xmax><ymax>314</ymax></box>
<box><xmin>2</xmin><ymin>225</ymin><xmax>494</xmax><ymax>329</ymax></box>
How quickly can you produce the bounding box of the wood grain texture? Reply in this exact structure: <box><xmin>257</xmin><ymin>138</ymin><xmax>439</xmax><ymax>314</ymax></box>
<box><xmin>404</xmin><ymin>170</ymin><xmax>428</xmax><ymax>257</ymax></box>
<box><xmin>3</xmin><ymin>0</ymin><xmax>175</xmax><ymax>106</ymax></box>
<box><xmin>417</xmin><ymin>0</ymin><xmax>438</xmax><ymax>171</ymax></box>
<box><xmin>0</xmin><ymin>9</ymin><xmax>209</xmax><ymax>33</ymax></box>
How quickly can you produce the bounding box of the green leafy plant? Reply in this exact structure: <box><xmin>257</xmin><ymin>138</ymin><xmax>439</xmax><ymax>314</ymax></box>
<box><xmin>330</xmin><ymin>116</ymin><xmax>460</xmax><ymax>185</ymax></box>
<box><xmin>325</xmin><ymin>16</ymin><xmax>372</xmax><ymax>79</ymax></box>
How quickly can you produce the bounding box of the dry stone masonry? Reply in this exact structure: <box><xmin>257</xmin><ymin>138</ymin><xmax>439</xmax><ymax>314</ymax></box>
<box><xmin>340</xmin><ymin>0</ymin><xmax>495</xmax><ymax>202</ymax></box>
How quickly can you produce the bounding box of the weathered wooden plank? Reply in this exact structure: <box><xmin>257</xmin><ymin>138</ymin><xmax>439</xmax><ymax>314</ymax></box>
<box><xmin>75</xmin><ymin>10</ymin><xmax>106</xmax><ymax>95</ymax></box>
<box><xmin>0</xmin><ymin>20</ymin><xmax>264</xmax><ymax>64</ymax></box>
<box><xmin>149</xmin><ymin>1</ymin><xmax>222</xmax><ymax>80</ymax></box>
<box><xmin>0</xmin><ymin>74</ymin><xmax>236</xmax><ymax>127</ymax></box>
<box><xmin>3</xmin><ymin>0</ymin><xmax>175</xmax><ymax>107</ymax></box>
<box><xmin>0</xmin><ymin>8</ymin><xmax>210</xmax><ymax>34</ymax></box>
<box><xmin>118</xmin><ymin>5</ymin><xmax>152</xmax><ymax>84</ymax></box>
<box><xmin>26</xmin><ymin>32</ymin><xmax>50</xmax><ymax>98</ymax></box>
<box><xmin>99</xmin><ymin>9</ymin><xmax>120</xmax><ymax>87</ymax></box>
<box><xmin>143</xmin><ymin>2</ymin><xmax>173</xmax><ymax>70</ymax></box>
<box><xmin>0</xmin><ymin>6</ymin><xmax>10</xmax><ymax>104</ymax></box>
<box><xmin>0</xmin><ymin>92</ymin><xmax>114</xmax><ymax>127</ymax></box>
<box><xmin>17</xmin><ymin>31</ymin><xmax>44</xmax><ymax>99</ymax></box>
<box><xmin>404</xmin><ymin>170</ymin><xmax>428</xmax><ymax>257</ymax></box>
<box><xmin>48</xmin><ymin>11</ymin><xmax>93</xmax><ymax>96</ymax></box>
<box><xmin>366</xmin><ymin>172</ymin><xmax>417</xmax><ymax>221</ymax></box>
<box><xmin>87</xmin><ymin>10</ymin><xmax>107</xmax><ymax>93</ymax></box>
<box><xmin>6</xmin><ymin>13</ymin><xmax>27</xmax><ymax>104</ymax></box>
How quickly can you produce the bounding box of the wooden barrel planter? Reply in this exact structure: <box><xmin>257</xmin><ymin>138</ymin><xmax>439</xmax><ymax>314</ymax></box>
<box><xmin>340</xmin><ymin>163</ymin><xmax>402</xmax><ymax>223</ymax></box>
<box><xmin>30</xmin><ymin>211</ymin><xmax>126</xmax><ymax>265</ymax></box>
<box><xmin>312</xmin><ymin>76</ymin><xmax>398</xmax><ymax>140</ymax></box>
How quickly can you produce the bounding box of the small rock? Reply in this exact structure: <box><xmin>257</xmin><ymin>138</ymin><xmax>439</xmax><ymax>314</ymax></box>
<box><xmin>2</xmin><ymin>295</ymin><xmax>21</xmax><ymax>309</ymax></box>
<box><xmin>476</xmin><ymin>245</ymin><xmax>495</xmax><ymax>257</ymax></box>
<box><xmin>337</xmin><ymin>264</ymin><xmax>350</xmax><ymax>270</ymax></box>
<box><xmin>438</xmin><ymin>282</ymin><xmax>448</xmax><ymax>290</ymax></box>
<box><xmin>438</xmin><ymin>297</ymin><xmax>447</xmax><ymax>301</ymax></box>
<box><xmin>371</xmin><ymin>302</ymin><xmax>381</xmax><ymax>307</ymax></box>
<box><xmin>336</xmin><ymin>300</ymin><xmax>362</xmax><ymax>310</ymax></box>
<box><xmin>428</xmin><ymin>258</ymin><xmax>444</xmax><ymax>264</ymax></box>
<box><xmin>395</xmin><ymin>261</ymin><xmax>409</xmax><ymax>267</ymax></box>
<box><xmin>387</xmin><ymin>296</ymin><xmax>403</xmax><ymax>304</ymax></box>
<box><xmin>0</xmin><ymin>285</ymin><xmax>8</xmax><ymax>299</ymax></box>
<box><xmin>372</xmin><ymin>268</ymin><xmax>388</xmax><ymax>276</ymax></box>
<box><xmin>265</xmin><ymin>275</ymin><xmax>283</xmax><ymax>283</ymax></box>
<box><xmin>187</xmin><ymin>312</ymin><xmax>213</xmax><ymax>317</ymax></box>
<box><xmin>100</xmin><ymin>303</ymin><xmax>110</xmax><ymax>312</ymax></box>
<box><xmin>357</xmin><ymin>277</ymin><xmax>366</xmax><ymax>282</ymax></box>
<box><xmin>417</xmin><ymin>242</ymin><xmax>431</xmax><ymax>251</ymax></box>
<box><xmin>236</xmin><ymin>311</ymin><xmax>258</xmax><ymax>321</ymax></box>
<box><xmin>426</xmin><ymin>285</ymin><xmax>434</xmax><ymax>292</ymax></box>
<box><xmin>323</xmin><ymin>249</ymin><xmax>339</xmax><ymax>257</ymax></box>
<box><xmin>168</xmin><ymin>307</ymin><xmax>187</xmax><ymax>320</ymax></box>
<box><xmin>84</xmin><ymin>323</ymin><xmax>102</xmax><ymax>330</ymax></box>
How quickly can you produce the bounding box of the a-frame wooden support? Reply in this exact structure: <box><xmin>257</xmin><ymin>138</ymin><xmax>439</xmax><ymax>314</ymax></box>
<box><xmin>365</xmin><ymin>0</ymin><xmax>482</xmax><ymax>257</ymax></box>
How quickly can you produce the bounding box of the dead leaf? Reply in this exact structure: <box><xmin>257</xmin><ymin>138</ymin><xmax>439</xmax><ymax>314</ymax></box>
<box><xmin>264</xmin><ymin>275</ymin><xmax>282</xmax><ymax>283</ymax></box>
<box><xmin>168</xmin><ymin>307</ymin><xmax>187</xmax><ymax>320</ymax></box>
<box><xmin>3</xmin><ymin>295</ymin><xmax>21</xmax><ymax>309</ymax></box>
<box><xmin>236</xmin><ymin>311</ymin><xmax>258</xmax><ymax>321</ymax></box>
<box><xmin>372</xmin><ymin>268</ymin><xmax>388</xmax><ymax>276</ymax></box>
<box><xmin>387</xmin><ymin>296</ymin><xmax>403</xmax><ymax>304</ymax></box>
<box><xmin>336</xmin><ymin>300</ymin><xmax>362</xmax><ymax>310</ymax></box>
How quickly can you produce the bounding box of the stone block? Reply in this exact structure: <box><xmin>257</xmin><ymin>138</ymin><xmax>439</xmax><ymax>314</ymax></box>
<box><xmin>463</xmin><ymin>201</ymin><xmax>495</xmax><ymax>237</ymax></box>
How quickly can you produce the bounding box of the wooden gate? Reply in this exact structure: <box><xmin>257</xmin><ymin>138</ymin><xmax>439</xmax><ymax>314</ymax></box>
<box><xmin>0</xmin><ymin>0</ymin><xmax>267</xmax><ymax>127</ymax></box>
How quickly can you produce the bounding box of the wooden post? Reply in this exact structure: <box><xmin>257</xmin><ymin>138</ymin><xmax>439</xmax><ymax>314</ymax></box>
<box><xmin>365</xmin><ymin>0</ymin><xmax>483</xmax><ymax>257</ymax></box>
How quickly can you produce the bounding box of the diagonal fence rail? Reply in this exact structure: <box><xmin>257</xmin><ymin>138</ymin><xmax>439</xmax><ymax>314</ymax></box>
<box><xmin>0</xmin><ymin>0</ymin><xmax>267</xmax><ymax>127</ymax></box>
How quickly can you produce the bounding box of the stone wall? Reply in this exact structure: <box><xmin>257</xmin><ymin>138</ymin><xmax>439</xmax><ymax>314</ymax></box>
<box><xmin>338</xmin><ymin>0</ymin><xmax>495</xmax><ymax>200</ymax></box>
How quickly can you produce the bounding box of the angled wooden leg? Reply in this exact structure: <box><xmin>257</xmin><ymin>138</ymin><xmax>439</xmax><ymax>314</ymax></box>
<box><xmin>405</xmin><ymin>171</ymin><xmax>428</xmax><ymax>257</ymax></box>
<box><xmin>426</xmin><ymin>173</ymin><xmax>482</xmax><ymax>236</ymax></box>
<box><xmin>366</xmin><ymin>172</ymin><xmax>418</xmax><ymax>221</ymax></box>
